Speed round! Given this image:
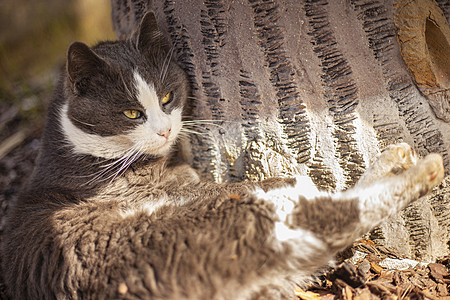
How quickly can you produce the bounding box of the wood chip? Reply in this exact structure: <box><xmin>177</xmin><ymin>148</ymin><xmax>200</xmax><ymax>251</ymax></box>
<box><xmin>342</xmin><ymin>285</ymin><xmax>353</xmax><ymax>300</ymax></box>
<box><xmin>436</xmin><ymin>283</ymin><xmax>448</xmax><ymax>297</ymax></box>
<box><xmin>359</xmin><ymin>239</ymin><xmax>375</xmax><ymax>246</ymax></box>
<box><xmin>367</xmin><ymin>282</ymin><xmax>394</xmax><ymax>298</ymax></box>
<box><xmin>370</xmin><ymin>262</ymin><xmax>383</xmax><ymax>275</ymax></box>
<box><xmin>428</xmin><ymin>263</ymin><xmax>448</xmax><ymax>276</ymax></box>
<box><xmin>304</xmin><ymin>242</ymin><xmax>449</xmax><ymax>300</ymax></box>
<box><xmin>228</xmin><ymin>194</ymin><xmax>241</xmax><ymax>200</ymax></box>
<box><xmin>294</xmin><ymin>287</ymin><xmax>321</xmax><ymax>300</ymax></box>
<box><xmin>357</xmin><ymin>259</ymin><xmax>371</xmax><ymax>278</ymax></box>
<box><xmin>353</xmin><ymin>289</ymin><xmax>375</xmax><ymax>300</ymax></box>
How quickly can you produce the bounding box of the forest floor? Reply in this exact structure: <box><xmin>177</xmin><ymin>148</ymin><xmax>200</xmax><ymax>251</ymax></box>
<box><xmin>0</xmin><ymin>89</ymin><xmax>449</xmax><ymax>299</ymax></box>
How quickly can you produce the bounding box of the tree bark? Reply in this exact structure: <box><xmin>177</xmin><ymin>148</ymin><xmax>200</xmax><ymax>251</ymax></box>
<box><xmin>111</xmin><ymin>0</ymin><xmax>450</xmax><ymax>262</ymax></box>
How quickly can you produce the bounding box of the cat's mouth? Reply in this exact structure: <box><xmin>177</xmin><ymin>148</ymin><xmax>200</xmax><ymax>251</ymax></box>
<box><xmin>142</xmin><ymin>136</ymin><xmax>174</xmax><ymax>156</ymax></box>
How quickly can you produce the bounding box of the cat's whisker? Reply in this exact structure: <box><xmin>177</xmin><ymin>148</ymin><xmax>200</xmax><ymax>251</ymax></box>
<box><xmin>182</xmin><ymin>119</ymin><xmax>231</xmax><ymax>124</ymax></box>
<box><xmin>119</xmin><ymin>71</ymin><xmax>135</xmax><ymax>99</ymax></box>
<box><xmin>82</xmin><ymin>146</ymin><xmax>143</xmax><ymax>185</ymax></box>
<box><xmin>183</xmin><ymin>123</ymin><xmax>225</xmax><ymax>130</ymax></box>
<box><xmin>86</xmin><ymin>158</ymin><xmax>132</xmax><ymax>183</ymax></box>
<box><xmin>98</xmin><ymin>147</ymin><xmax>138</xmax><ymax>169</ymax></box>
<box><xmin>161</xmin><ymin>46</ymin><xmax>175</xmax><ymax>82</ymax></box>
<box><xmin>180</xmin><ymin>128</ymin><xmax>208</xmax><ymax>135</ymax></box>
<box><xmin>182</xmin><ymin>119</ymin><xmax>222</xmax><ymax>122</ymax></box>
<box><xmin>179</xmin><ymin>129</ymin><xmax>214</xmax><ymax>139</ymax></box>
<box><xmin>182</xmin><ymin>120</ymin><xmax>228</xmax><ymax>130</ymax></box>
<box><xmin>96</xmin><ymin>160</ymin><xmax>133</xmax><ymax>185</ymax></box>
<box><xmin>181</xmin><ymin>127</ymin><xmax>216</xmax><ymax>135</ymax></box>
<box><xmin>111</xmin><ymin>147</ymin><xmax>141</xmax><ymax>171</ymax></box>
<box><xmin>84</xmin><ymin>160</ymin><xmax>122</xmax><ymax>185</ymax></box>
<box><xmin>70</xmin><ymin>117</ymin><xmax>96</xmax><ymax>127</ymax></box>
<box><xmin>109</xmin><ymin>145</ymin><xmax>145</xmax><ymax>182</ymax></box>
<box><xmin>182</xmin><ymin>120</ymin><xmax>225</xmax><ymax>125</ymax></box>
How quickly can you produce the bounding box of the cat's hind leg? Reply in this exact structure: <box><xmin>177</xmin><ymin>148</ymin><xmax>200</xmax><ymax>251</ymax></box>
<box><xmin>255</xmin><ymin>152</ymin><xmax>443</xmax><ymax>275</ymax></box>
<box><xmin>287</xmin><ymin>153</ymin><xmax>444</xmax><ymax>253</ymax></box>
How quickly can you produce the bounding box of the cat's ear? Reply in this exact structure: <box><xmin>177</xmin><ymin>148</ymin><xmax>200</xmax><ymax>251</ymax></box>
<box><xmin>66</xmin><ymin>42</ymin><xmax>106</xmax><ymax>92</ymax></box>
<box><xmin>135</xmin><ymin>11</ymin><xmax>171</xmax><ymax>55</ymax></box>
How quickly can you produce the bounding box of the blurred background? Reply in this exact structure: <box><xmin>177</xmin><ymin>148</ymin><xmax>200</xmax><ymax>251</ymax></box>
<box><xmin>0</xmin><ymin>0</ymin><xmax>115</xmax><ymax>251</ymax></box>
<box><xmin>0</xmin><ymin>0</ymin><xmax>115</xmax><ymax>143</ymax></box>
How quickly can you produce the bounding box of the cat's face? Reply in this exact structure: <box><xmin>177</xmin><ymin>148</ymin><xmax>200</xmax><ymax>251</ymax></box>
<box><xmin>59</xmin><ymin>12</ymin><xmax>189</xmax><ymax>160</ymax></box>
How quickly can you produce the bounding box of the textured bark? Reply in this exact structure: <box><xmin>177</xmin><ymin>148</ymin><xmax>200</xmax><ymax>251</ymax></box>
<box><xmin>111</xmin><ymin>0</ymin><xmax>450</xmax><ymax>261</ymax></box>
<box><xmin>394</xmin><ymin>0</ymin><xmax>450</xmax><ymax>122</ymax></box>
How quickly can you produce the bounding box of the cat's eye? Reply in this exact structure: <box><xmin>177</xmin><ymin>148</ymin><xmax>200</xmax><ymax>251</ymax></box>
<box><xmin>123</xmin><ymin>110</ymin><xmax>142</xmax><ymax>119</ymax></box>
<box><xmin>161</xmin><ymin>92</ymin><xmax>173</xmax><ymax>105</ymax></box>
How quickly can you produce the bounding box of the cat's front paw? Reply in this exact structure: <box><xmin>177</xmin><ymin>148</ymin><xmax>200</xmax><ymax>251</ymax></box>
<box><xmin>414</xmin><ymin>153</ymin><xmax>444</xmax><ymax>197</ymax></box>
<box><xmin>383</xmin><ymin>142</ymin><xmax>417</xmax><ymax>173</ymax></box>
<box><xmin>359</xmin><ymin>143</ymin><xmax>418</xmax><ymax>185</ymax></box>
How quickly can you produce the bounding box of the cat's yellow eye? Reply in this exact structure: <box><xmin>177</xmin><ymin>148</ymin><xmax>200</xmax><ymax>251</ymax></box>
<box><xmin>162</xmin><ymin>92</ymin><xmax>173</xmax><ymax>105</ymax></box>
<box><xmin>123</xmin><ymin>110</ymin><xmax>141</xmax><ymax>119</ymax></box>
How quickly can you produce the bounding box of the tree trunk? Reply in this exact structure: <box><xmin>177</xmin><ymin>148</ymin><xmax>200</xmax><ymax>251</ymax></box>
<box><xmin>111</xmin><ymin>0</ymin><xmax>450</xmax><ymax>262</ymax></box>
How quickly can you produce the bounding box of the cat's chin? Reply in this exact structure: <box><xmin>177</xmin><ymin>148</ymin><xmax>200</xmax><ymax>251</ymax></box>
<box><xmin>144</xmin><ymin>141</ymin><xmax>174</xmax><ymax>157</ymax></box>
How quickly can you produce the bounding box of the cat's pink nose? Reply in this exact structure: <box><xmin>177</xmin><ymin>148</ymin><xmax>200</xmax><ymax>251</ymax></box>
<box><xmin>157</xmin><ymin>129</ymin><xmax>171</xmax><ymax>139</ymax></box>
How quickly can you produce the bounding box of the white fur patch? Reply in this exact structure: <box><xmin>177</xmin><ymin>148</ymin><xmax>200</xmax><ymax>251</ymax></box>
<box><xmin>254</xmin><ymin>178</ymin><xmax>326</xmax><ymax>255</ymax></box>
<box><xmin>60</xmin><ymin>104</ymin><xmax>134</xmax><ymax>159</ymax></box>
<box><xmin>254</xmin><ymin>186</ymin><xmax>297</xmax><ymax>223</ymax></box>
<box><xmin>134</xmin><ymin>72</ymin><xmax>159</xmax><ymax>111</ymax></box>
<box><xmin>132</xmin><ymin>71</ymin><xmax>183</xmax><ymax>154</ymax></box>
<box><xmin>253</xmin><ymin>176</ymin><xmax>322</xmax><ymax>222</ymax></box>
<box><xmin>273</xmin><ymin>222</ymin><xmax>325</xmax><ymax>255</ymax></box>
<box><xmin>292</xmin><ymin>175</ymin><xmax>323</xmax><ymax>199</ymax></box>
<box><xmin>120</xmin><ymin>199</ymin><xmax>167</xmax><ymax>218</ymax></box>
<box><xmin>274</xmin><ymin>222</ymin><xmax>303</xmax><ymax>242</ymax></box>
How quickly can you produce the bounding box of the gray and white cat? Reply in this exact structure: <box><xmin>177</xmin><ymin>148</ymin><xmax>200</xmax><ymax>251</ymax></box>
<box><xmin>1</xmin><ymin>11</ymin><xmax>445</xmax><ymax>300</ymax></box>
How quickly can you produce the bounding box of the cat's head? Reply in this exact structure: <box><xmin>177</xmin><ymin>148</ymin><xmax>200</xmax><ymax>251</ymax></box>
<box><xmin>59</xmin><ymin>11</ymin><xmax>188</xmax><ymax>160</ymax></box>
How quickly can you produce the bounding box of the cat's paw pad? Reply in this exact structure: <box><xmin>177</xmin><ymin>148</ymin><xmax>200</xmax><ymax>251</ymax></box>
<box><xmin>416</xmin><ymin>153</ymin><xmax>444</xmax><ymax>196</ymax></box>
<box><xmin>384</xmin><ymin>143</ymin><xmax>417</xmax><ymax>173</ymax></box>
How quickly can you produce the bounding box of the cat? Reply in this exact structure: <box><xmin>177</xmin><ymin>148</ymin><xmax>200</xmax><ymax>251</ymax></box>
<box><xmin>1</xmin><ymin>11</ymin><xmax>445</xmax><ymax>300</ymax></box>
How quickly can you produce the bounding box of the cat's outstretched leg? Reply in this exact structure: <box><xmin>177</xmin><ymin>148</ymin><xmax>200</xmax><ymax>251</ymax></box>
<box><xmin>339</xmin><ymin>153</ymin><xmax>443</xmax><ymax>232</ymax></box>
<box><xmin>288</xmin><ymin>153</ymin><xmax>443</xmax><ymax>255</ymax></box>
<box><xmin>255</xmin><ymin>148</ymin><xmax>443</xmax><ymax>275</ymax></box>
